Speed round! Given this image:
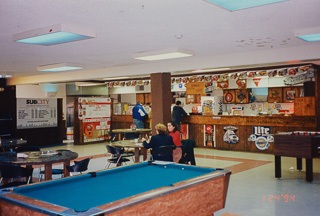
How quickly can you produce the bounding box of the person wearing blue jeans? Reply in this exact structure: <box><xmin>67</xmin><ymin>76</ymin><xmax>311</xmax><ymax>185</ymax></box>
<box><xmin>132</xmin><ymin>101</ymin><xmax>147</xmax><ymax>129</ymax></box>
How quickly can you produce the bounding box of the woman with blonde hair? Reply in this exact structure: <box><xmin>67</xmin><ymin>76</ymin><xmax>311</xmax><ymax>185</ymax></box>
<box><xmin>142</xmin><ymin>123</ymin><xmax>175</xmax><ymax>161</ymax></box>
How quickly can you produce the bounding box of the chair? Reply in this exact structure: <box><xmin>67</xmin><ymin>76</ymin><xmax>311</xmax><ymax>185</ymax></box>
<box><xmin>105</xmin><ymin>145</ymin><xmax>130</xmax><ymax>169</ymax></box>
<box><xmin>180</xmin><ymin>139</ymin><xmax>196</xmax><ymax>165</ymax></box>
<box><xmin>0</xmin><ymin>164</ymin><xmax>33</xmax><ymax>188</ymax></box>
<box><xmin>39</xmin><ymin>157</ymin><xmax>92</xmax><ymax>180</ymax></box>
<box><xmin>151</xmin><ymin>145</ymin><xmax>175</xmax><ymax>162</ymax></box>
<box><xmin>15</xmin><ymin>146</ymin><xmax>40</xmax><ymax>152</ymax></box>
<box><xmin>124</xmin><ymin>132</ymin><xmax>139</xmax><ymax>140</ymax></box>
<box><xmin>66</xmin><ymin>157</ymin><xmax>92</xmax><ymax>176</ymax></box>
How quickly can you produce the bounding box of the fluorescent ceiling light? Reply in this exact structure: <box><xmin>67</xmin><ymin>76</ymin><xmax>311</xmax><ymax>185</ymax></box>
<box><xmin>132</xmin><ymin>48</ymin><xmax>195</xmax><ymax>61</ymax></box>
<box><xmin>13</xmin><ymin>24</ymin><xmax>96</xmax><ymax>46</ymax></box>
<box><xmin>103</xmin><ymin>76</ymin><xmax>131</xmax><ymax>80</ymax></box>
<box><xmin>192</xmin><ymin>68</ymin><xmax>231</xmax><ymax>73</ymax></box>
<box><xmin>205</xmin><ymin>0</ymin><xmax>288</xmax><ymax>11</ymax></box>
<box><xmin>75</xmin><ymin>82</ymin><xmax>104</xmax><ymax>87</ymax></box>
<box><xmin>0</xmin><ymin>75</ymin><xmax>13</xmax><ymax>78</ymax></box>
<box><xmin>295</xmin><ymin>27</ymin><xmax>320</xmax><ymax>42</ymax></box>
<box><xmin>37</xmin><ymin>63</ymin><xmax>84</xmax><ymax>72</ymax></box>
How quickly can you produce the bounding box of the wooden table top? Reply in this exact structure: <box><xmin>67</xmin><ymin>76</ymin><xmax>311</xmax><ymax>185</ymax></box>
<box><xmin>110</xmin><ymin>140</ymin><xmax>144</xmax><ymax>148</ymax></box>
<box><xmin>0</xmin><ymin>150</ymin><xmax>78</xmax><ymax>166</ymax></box>
<box><xmin>112</xmin><ymin>129</ymin><xmax>151</xmax><ymax>133</ymax></box>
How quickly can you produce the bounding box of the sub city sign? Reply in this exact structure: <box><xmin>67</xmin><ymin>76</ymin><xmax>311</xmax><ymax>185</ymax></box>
<box><xmin>17</xmin><ymin>98</ymin><xmax>58</xmax><ymax>129</ymax></box>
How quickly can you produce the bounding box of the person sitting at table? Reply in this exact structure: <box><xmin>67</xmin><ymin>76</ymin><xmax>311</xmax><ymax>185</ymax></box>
<box><xmin>167</xmin><ymin>121</ymin><xmax>182</xmax><ymax>163</ymax></box>
<box><xmin>141</xmin><ymin>123</ymin><xmax>175</xmax><ymax>161</ymax></box>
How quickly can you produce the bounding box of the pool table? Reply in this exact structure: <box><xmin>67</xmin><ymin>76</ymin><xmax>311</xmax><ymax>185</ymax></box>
<box><xmin>0</xmin><ymin>161</ymin><xmax>231</xmax><ymax>216</ymax></box>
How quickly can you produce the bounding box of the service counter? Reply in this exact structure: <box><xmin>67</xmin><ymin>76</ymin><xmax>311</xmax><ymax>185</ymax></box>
<box><xmin>111</xmin><ymin>115</ymin><xmax>151</xmax><ymax>130</ymax></box>
<box><xmin>182</xmin><ymin>115</ymin><xmax>316</xmax><ymax>153</ymax></box>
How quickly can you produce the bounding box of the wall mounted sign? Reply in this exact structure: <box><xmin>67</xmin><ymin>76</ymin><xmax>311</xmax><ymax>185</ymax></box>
<box><xmin>223</xmin><ymin>90</ymin><xmax>235</xmax><ymax>104</ymax></box>
<box><xmin>17</xmin><ymin>98</ymin><xmax>57</xmax><ymax>129</ymax></box>
<box><xmin>248</xmin><ymin>126</ymin><xmax>273</xmax><ymax>151</ymax></box>
<box><xmin>78</xmin><ymin>97</ymin><xmax>111</xmax><ymax>143</ymax></box>
<box><xmin>186</xmin><ymin>82</ymin><xmax>205</xmax><ymax>94</ymax></box>
<box><xmin>223</xmin><ymin>126</ymin><xmax>239</xmax><ymax>144</ymax></box>
<box><xmin>204</xmin><ymin>125</ymin><xmax>215</xmax><ymax>147</ymax></box>
<box><xmin>283</xmin><ymin>87</ymin><xmax>299</xmax><ymax>103</ymax></box>
<box><xmin>235</xmin><ymin>89</ymin><xmax>249</xmax><ymax>104</ymax></box>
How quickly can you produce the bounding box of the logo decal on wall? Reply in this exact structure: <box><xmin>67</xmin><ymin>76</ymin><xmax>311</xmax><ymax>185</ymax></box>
<box><xmin>248</xmin><ymin>126</ymin><xmax>273</xmax><ymax>150</ymax></box>
<box><xmin>223</xmin><ymin>126</ymin><xmax>239</xmax><ymax>144</ymax></box>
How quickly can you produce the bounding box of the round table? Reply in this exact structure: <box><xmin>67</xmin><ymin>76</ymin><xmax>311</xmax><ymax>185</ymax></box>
<box><xmin>110</xmin><ymin>140</ymin><xmax>147</xmax><ymax>162</ymax></box>
<box><xmin>0</xmin><ymin>150</ymin><xmax>78</xmax><ymax>181</ymax></box>
<box><xmin>112</xmin><ymin>128</ymin><xmax>152</xmax><ymax>141</ymax></box>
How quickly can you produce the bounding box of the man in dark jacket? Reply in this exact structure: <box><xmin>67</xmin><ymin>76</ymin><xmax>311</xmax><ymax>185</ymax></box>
<box><xmin>172</xmin><ymin>100</ymin><xmax>188</xmax><ymax>130</ymax></box>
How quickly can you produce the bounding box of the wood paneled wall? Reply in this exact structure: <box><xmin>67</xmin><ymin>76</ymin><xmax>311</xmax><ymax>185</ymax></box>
<box><xmin>182</xmin><ymin>115</ymin><xmax>316</xmax><ymax>153</ymax></box>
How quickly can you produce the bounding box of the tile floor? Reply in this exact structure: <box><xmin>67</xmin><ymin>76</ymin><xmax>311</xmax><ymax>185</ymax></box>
<box><xmin>37</xmin><ymin>143</ymin><xmax>320</xmax><ymax>216</ymax></box>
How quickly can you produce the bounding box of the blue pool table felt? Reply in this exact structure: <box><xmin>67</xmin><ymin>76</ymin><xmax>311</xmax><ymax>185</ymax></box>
<box><xmin>14</xmin><ymin>162</ymin><xmax>216</xmax><ymax>212</ymax></box>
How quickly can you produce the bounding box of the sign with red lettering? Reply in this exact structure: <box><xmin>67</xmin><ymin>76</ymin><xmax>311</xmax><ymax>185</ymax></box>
<box><xmin>78</xmin><ymin>97</ymin><xmax>111</xmax><ymax>142</ymax></box>
<box><xmin>17</xmin><ymin>98</ymin><xmax>58</xmax><ymax>129</ymax></box>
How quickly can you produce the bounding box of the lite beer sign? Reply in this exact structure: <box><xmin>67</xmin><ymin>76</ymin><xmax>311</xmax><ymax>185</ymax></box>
<box><xmin>248</xmin><ymin>126</ymin><xmax>274</xmax><ymax>150</ymax></box>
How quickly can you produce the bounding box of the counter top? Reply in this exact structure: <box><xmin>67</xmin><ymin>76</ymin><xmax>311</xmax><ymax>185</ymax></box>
<box><xmin>182</xmin><ymin>115</ymin><xmax>316</xmax><ymax>127</ymax></box>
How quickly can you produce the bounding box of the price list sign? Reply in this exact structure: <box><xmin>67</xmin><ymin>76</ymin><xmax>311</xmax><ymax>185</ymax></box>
<box><xmin>17</xmin><ymin>98</ymin><xmax>58</xmax><ymax>129</ymax></box>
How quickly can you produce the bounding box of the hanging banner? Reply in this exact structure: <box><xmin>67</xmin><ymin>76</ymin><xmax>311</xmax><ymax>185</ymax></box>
<box><xmin>17</xmin><ymin>98</ymin><xmax>58</xmax><ymax>129</ymax></box>
<box><xmin>253</xmin><ymin>78</ymin><xmax>261</xmax><ymax>87</ymax></box>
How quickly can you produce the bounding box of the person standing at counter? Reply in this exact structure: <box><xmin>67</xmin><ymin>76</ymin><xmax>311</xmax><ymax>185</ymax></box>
<box><xmin>172</xmin><ymin>100</ymin><xmax>188</xmax><ymax>130</ymax></box>
<box><xmin>132</xmin><ymin>101</ymin><xmax>147</xmax><ymax>129</ymax></box>
<box><xmin>167</xmin><ymin>121</ymin><xmax>182</xmax><ymax>163</ymax></box>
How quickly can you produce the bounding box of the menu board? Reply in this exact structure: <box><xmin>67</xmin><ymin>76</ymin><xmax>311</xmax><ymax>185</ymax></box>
<box><xmin>186</xmin><ymin>82</ymin><xmax>205</xmax><ymax>94</ymax></box>
<box><xmin>17</xmin><ymin>98</ymin><xmax>57</xmax><ymax>129</ymax></box>
<box><xmin>78</xmin><ymin>97</ymin><xmax>111</xmax><ymax>143</ymax></box>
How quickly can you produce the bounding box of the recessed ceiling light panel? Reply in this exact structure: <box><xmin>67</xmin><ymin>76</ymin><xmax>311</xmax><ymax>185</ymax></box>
<box><xmin>14</xmin><ymin>24</ymin><xmax>96</xmax><ymax>46</ymax></box>
<box><xmin>132</xmin><ymin>48</ymin><xmax>195</xmax><ymax>61</ymax></box>
<box><xmin>204</xmin><ymin>0</ymin><xmax>288</xmax><ymax>11</ymax></box>
<box><xmin>295</xmin><ymin>27</ymin><xmax>320</xmax><ymax>42</ymax></box>
<box><xmin>37</xmin><ymin>63</ymin><xmax>84</xmax><ymax>72</ymax></box>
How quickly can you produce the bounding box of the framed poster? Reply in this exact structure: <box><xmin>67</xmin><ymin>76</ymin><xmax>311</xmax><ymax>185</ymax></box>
<box><xmin>283</xmin><ymin>87</ymin><xmax>299</xmax><ymax>103</ymax></box>
<box><xmin>268</xmin><ymin>88</ymin><xmax>283</xmax><ymax>103</ymax></box>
